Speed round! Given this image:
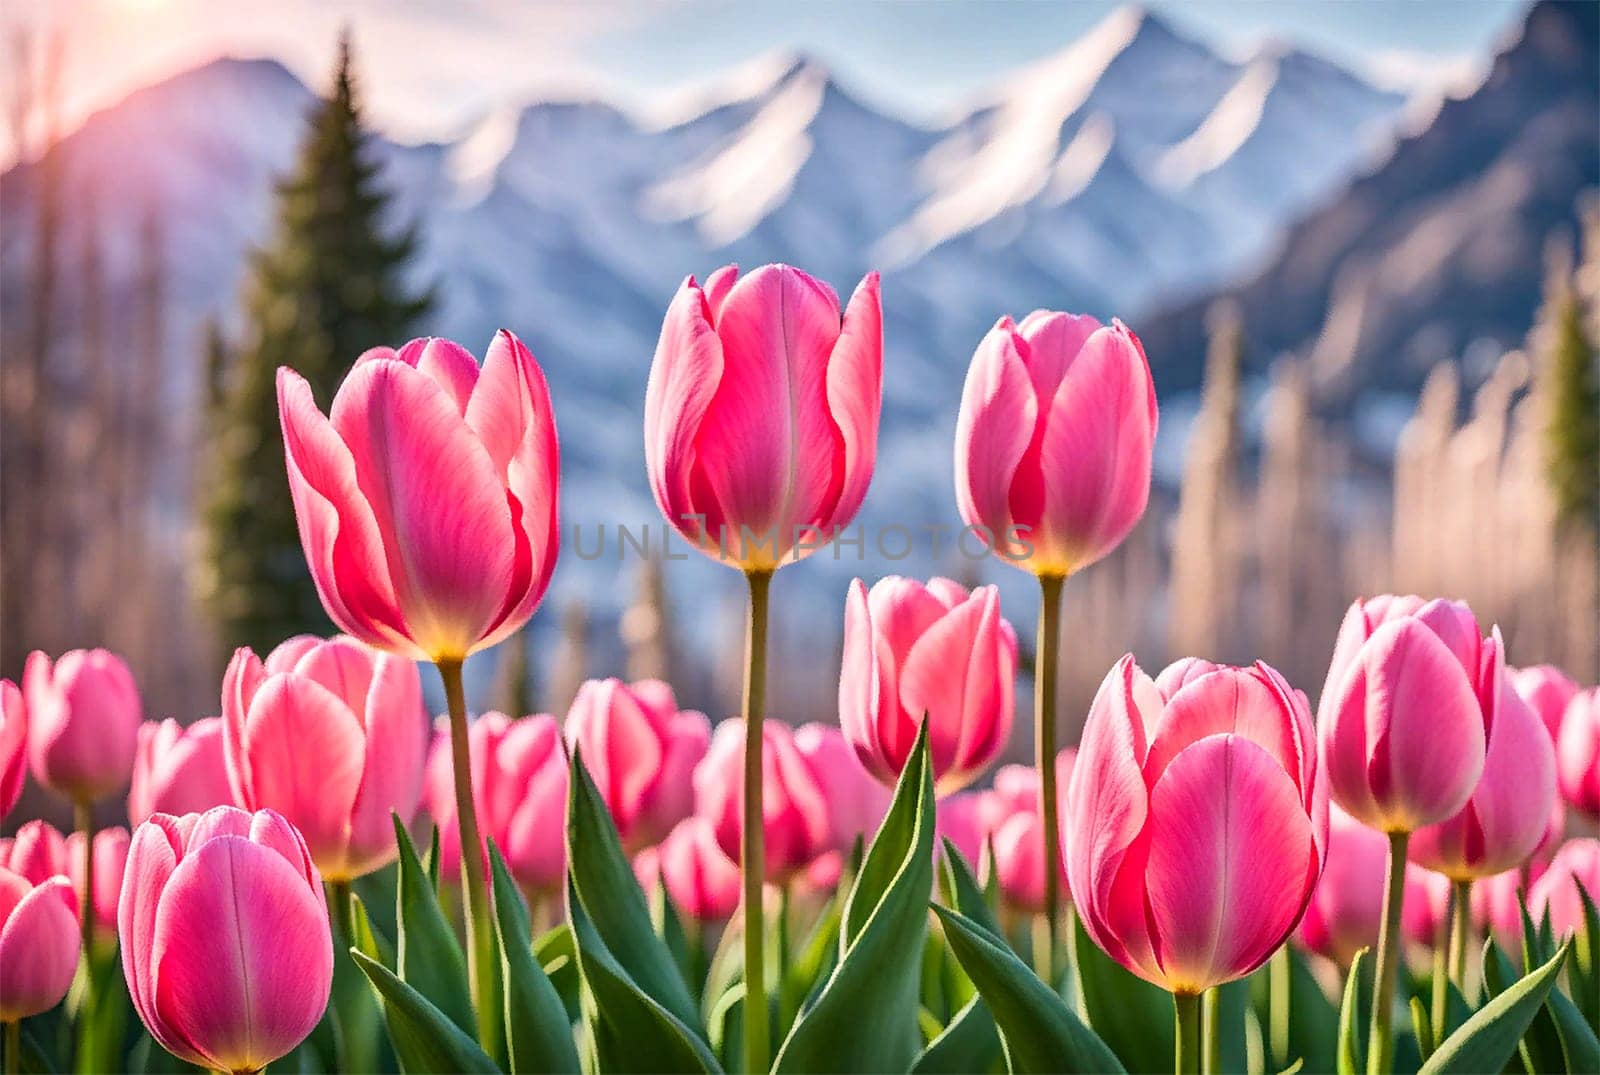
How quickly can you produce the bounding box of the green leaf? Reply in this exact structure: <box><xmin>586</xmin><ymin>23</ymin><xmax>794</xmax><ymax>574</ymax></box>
<box><xmin>1250</xmin><ymin>944</ymin><xmax>1340</xmax><ymax>1074</ymax></box>
<box><xmin>911</xmin><ymin>996</ymin><xmax>1004</xmax><ymax>1075</ymax></box>
<box><xmin>911</xmin><ymin>841</ymin><xmax>1003</xmax><ymax>1075</ymax></box>
<box><xmin>389</xmin><ymin>815</ymin><xmax>478</xmax><ymax>1041</ymax></box>
<box><xmin>1546</xmin><ymin>986</ymin><xmax>1600</xmax><ymax>1074</ymax></box>
<box><xmin>350</xmin><ymin>950</ymin><xmax>499</xmax><ymax>1074</ymax></box>
<box><xmin>567</xmin><ymin>877</ymin><xmax>722</xmax><ymax>1074</ymax></box>
<box><xmin>1211</xmin><ymin>978</ymin><xmax>1253</xmax><ymax>1075</ymax></box>
<box><xmin>1070</xmin><ymin>909</ymin><xmax>1175</xmax><ymax>1072</ymax></box>
<box><xmin>533</xmin><ymin>923</ymin><xmax>582</xmax><ymax>1024</ymax></box>
<box><xmin>566</xmin><ymin>747</ymin><xmax>702</xmax><ymax>1032</ymax></box>
<box><xmin>773</xmin><ymin>721</ymin><xmax>937</xmax><ymax>1073</ymax></box>
<box><xmin>1420</xmin><ymin>940</ymin><xmax>1570</xmax><ymax>1075</ymax></box>
<box><xmin>1411</xmin><ymin>995</ymin><xmax>1434</xmax><ymax>1060</ymax></box>
<box><xmin>489</xmin><ymin>843</ymin><xmax>581</xmax><ymax>1074</ymax></box>
<box><xmin>1336</xmin><ymin>947</ymin><xmax>1369</xmax><ymax>1075</ymax></box>
<box><xmin>932</xmin><ymin>906</ymin><xmax>1125</xmax><ymax>1074</ymax></box>
<box><xmin>782</xmin><ymin>879</ymin><xmax>844</xmax><ymax>1028</ymax></box>
<box><xmin>1573</xmin><ymin>878</ymin><xmax>1599</xmax><ymax>1038</ymax></box>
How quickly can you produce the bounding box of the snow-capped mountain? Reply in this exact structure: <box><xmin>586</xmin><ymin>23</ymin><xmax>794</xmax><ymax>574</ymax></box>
<box><xmin>0</xmin><ymin>5</ymin><xmax>1412</xmax><ymax>630</ymax></box>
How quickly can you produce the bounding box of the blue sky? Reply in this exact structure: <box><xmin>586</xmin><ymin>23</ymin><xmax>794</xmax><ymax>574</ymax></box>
<box><xmin>6</xmin><ymin>0</ymin><xmax>1528</xmax><ymax>159</ymax></box>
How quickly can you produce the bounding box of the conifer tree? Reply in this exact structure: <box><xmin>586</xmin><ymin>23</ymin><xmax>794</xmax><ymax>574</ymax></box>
<box><xmin>1534</xmin><ymin>242</ymin><xmax>1599</xmax><ymax>539</ymax></box>
<box><xmin>202</xmin><ymin>33</ymin><xmax>433</xmax><ymax>653</ymax></box>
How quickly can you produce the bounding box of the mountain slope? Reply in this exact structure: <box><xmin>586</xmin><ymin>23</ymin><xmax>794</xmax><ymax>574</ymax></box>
<box><xmin>1136</xmin><ymin>0</ymin><xmax>1599</xmax><ymax>408</ymax></box>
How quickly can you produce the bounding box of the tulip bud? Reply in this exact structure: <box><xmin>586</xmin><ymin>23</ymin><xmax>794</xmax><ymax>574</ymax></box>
<box><xmin>223</xmin><ymin>635</ymin><xmax>428</xmax><ymax>881</ymax></box>
<box><xmin>1318</xmin><ymin>600</ymin><xmax>1488</xmax><ymax>834</ymax></box>
<box><xmin>128</xmin><ymin>717</ymin><xmax>234</xmax><ymax>826</ymax></box>
<box><xmin>1300</xmin><ymin>805</ymin><xmax>1450</xmax><ymax>966</ymax></box>
<box><xmin>1410</xmin><ymin>632</ymin><xmax>1557</xmax><ymax>879</ymax></box>
<box><xmin>23</xmin><ymin>649</ymin><xmax>141</xmax><ymax>803</ymax></box>
<box><xmin>954</xmin><ymin>312</ymin><xmax>1156</xmax><ymax>577</ymax></box>
<box><xmin>655</xmin><ymin>816</ymin><xmax>741</xmax><ymax>923</ymax></box>
<box><xmin>644</xmin><ymin>264</ymin><xmax>882</xmax><ymax>570</ymax></box>
<box><xmin>0</xmin><ymin>870</ymin><xmax>77</xmax><ymax>1021</ymax></box>
<box><xmin>0</xmin><ymin>681</ymin><xmax>24</xmax><ymax>820</ymax></box>
<box><xmin>839</xmin><ymin>577</ymin><xmax>1017</xmax><ymax>795</ymax></box>
<box><xmin>793</xmin><ymin>722</ymin><xmax>891</xmax><ymax>853</ymax></box>
<box><xmin>695</xmin><ymin>720</ymin><xmax>832</xmax><ymax>882</ymax></box>
<box><xmin>1527</xmin><ymin>838</ymin><xmax>1600</xmax><ymax>938</ymax></box>
<box><xmin>277</xmin><ymin>332</ymin><xmax>559</xmax><ymax>663</ymax></box>
<box><xmin>66</xmin><ymin>826</ymin><xmax>129</xmax><ymax>944</ymax></box>
<box><xmin>1557</xmin><ymin>688</ymin><xmax>1600</xmax><ymax>820</ymax></box>
<box><xmin>564</xmin><ymin>679</ymin><xmax>708</xmax><ymax>849</ymax></box>
<box><xmin>1510</xmin><ymin>664</ymin><xmax>1580</xmax><ymax>741</ymax></box>
<box><xmin>1067</xmin><ymin>657</ymin><xmax>1325</xmax><ymax>993</ymax></box>
<box><xmin>119</xmin><ymin>807</ymin><xmax>332</xmax><ymax>1073</ymax></box>
<box><xmin>424</xmin><ymin>711</ymin><xmax>567</xmax><ymax>894</ymax></box>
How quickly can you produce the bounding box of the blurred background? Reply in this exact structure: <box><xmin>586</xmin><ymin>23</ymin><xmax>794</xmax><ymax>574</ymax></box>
<box><xmin>1</xmin><ymin>0</ymin><xmax>1595</xmax><ymax>757</ymax></box>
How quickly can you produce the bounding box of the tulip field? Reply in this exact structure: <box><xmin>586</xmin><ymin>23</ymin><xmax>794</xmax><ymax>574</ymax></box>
<box><xmin>2</xmin><ymin>263</ymin><xmax>1599</xmax><ymax>1075</ymax></box>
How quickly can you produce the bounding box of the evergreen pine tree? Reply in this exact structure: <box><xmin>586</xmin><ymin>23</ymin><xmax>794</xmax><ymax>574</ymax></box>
<box><xmin>202</xmin><ymin>33</ymin><xmax>433</xmax><ymax>653</ymax></box>
<box><xmin>1535</xmin><ymin>243</ymin><xmax>1599</xmax><ymax>539</ymax></box>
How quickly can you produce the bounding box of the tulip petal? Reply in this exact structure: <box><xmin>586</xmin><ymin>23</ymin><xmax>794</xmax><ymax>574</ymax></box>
<box><xmin>954</xmin><ymin>319</ymin><xmax>1035</xmax><ymax>545</ymax></box>
<box><xmin>823</xmin><ymin>271</ymin><xmax>882</xmax><ymax>530</ymax></box>
<box><xmin>645</xmin><ymin>278</ymin><xmax>726</xmax><ymax>544</ymax></box>
<box><xmin>466</xmin><ymin>330</ymin><xmax>560</xmax><ymax>650</ymax></box>
<box><xmin>345</xmin><ymin>654</ymin><xmax>427</xmax><ymax>876</ymax></box>
<box><xmin>702</xmin><ymin>264</ymin><xmax>739</xmax><ymax>318</ymax></box>
<box><xmin>330</xmin><ymin>359</ymin><xmax>516</xmax><ymax>660</ymax></box>
<box><xmin>0</xmin><ymin>875</ymin><xmax>80</xmax><ymax>1021</ymax></box>
<box><xmin>1031</xmin><ymin>322</ymin><xmax>1155</xmax><ymax>571</ymax></box>
<box><xmin>1340</xmin><ymin>619</ymin><xmax>1486</xmax><ymax>831</ymax></box>
<box><xmin>694</xmin><ymin>264</ymin><xmax>843</xmax><ymax>553</ymax></box>
<box><xmin>120</xmin><ymin>817</ymin><xmax>191</xmax><ymax>1062</ymax></box>
<box><xmin>566</xmin><ymin>681</ymin><xmax>664</xmax><ymax>840</ymax></box>
<box><xmin>1144</xmin><ymin>734</ymin><xmax>1315</xmax><ymax>991</ymax></box>
<box><xmin>239</xmin><ymin>677</ymin><xmax>364</xmax><ymax>873</ymax></box>
<box><xmin>839</xmin><ymin>579</ymin><xmax>889</xmax><ymax>782</ymax></box>
<box><xmin>898</xmin><ymin>587</ymin><xmax>1010</xmax><ymax>792</ymax></box>
<box><xmin>276</xmin><ymin>370</ymin><xmax>413</xmax><ymax>655</ymax></box>
<box><xmin>150</xmin><ymin>836</ymin><xmax>332</xmax><ymax>1072</ymax></box>
<box><xmin>402</xmin><ymin>338</ymin><xmax>481</xmax><ymax>416</ymax></box>
<box><xmin>1142</xmin><ymin>667</ymin><xmax>1300</xmax><ymax>795</ymax></box>
<box><xmin>1067</xmin><ymin>657</ymin><xmax>1155</xmax><ymax>963</ymax></box>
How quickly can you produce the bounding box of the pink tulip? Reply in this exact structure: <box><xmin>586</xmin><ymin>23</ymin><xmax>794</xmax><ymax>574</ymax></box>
<box><xmin>1067</xmin><ymin>657</ymin><xmax>1325</xmax><ymax>993</ymax></box>
<box><xmin>655</xmin><ymin>816</ymin><xmax>742</xmax><ymax>922</ymax></box>
<box><xmin>644</xmin><ymin>264</ymin><xmax>882</xmax><ymax>570</ymax></box>
<box><xmin>424</xmin><ymin>711</ymin><xmax>567</xmax><ymax>894</ymax></box>
<box><xmin>1527</xmin><ymin>838</ymin><xmax>1600</xmax><ymax>938</ymax></box>
<box><xmin>1318</xmin><ymin>598</ymin><xmax>1488</xmax><ymax>834</ymax></box>
<box><xmin>277</xmin><ymin>332</ymin><xmax>559</xmax><ymax>663</ymax></box>
<box><xmin>793</xmin><ymin>722</ymin><xmax>891</xmax><ymax>852</ymax></box>
<box><xmin>1557</xmin><ymin>688</ymin><xmax>1600</xmax><ymax>819</ymax></box>
<box><xmin>1410</xmin><ymin>631</ymin><xmax>1556</xmax><ymax>879</ymax></box>
<box><xmin>223</xmin><ymin>635</ymin><xmax>428</xmax><ymax>881</ymax></box>
<box><xmin>695</xmin><ymin>720</ymin><xmax>832</xmax><ymax>882</ymax></box>
<box><xmin>119</xmin><ymin>807</ymin><xmax>332</xmax><ymax>1073</ymax></box>
<box><xmin>23</xmin><ymin>649</ymin><xmax>140</xmax><ymax>803</ymax></box>
<box><xmin>67</xmin><ymin>826</ymin><xmax>129</xmax><ymax>941</ymax></box>
<box><xmin>936</xmin><ymin>791</ymin><xmax>990</xmax><ymax>870</ymax></box>
<box><xmin>0</xmin><ymin>869</ymin><xmax>77</xmax><ymax>1021</ymax></box>
<box><xmin>840</xmin><ymin>576</ymin><xmax>1017</xmax><ymax>795</ymax></box>
<box><xmin>1510</xmin><ymin>664</ymin><xmax>1580</xmax><ymax>742</ymax></box>
<box><xmin>0</xmin><ymin>681</ymin><xmax>24</xmax><ymax>819</ymax></box>
<box><xmin>954</xmin><ymin>312</ymin><xmax>1156</xmax><ymax>576</ymax></box>
<box><xmin>128</xmin><ymin>717</ymin><xmax>234</xmax><ymax>826</ymax></box>
<box><xmin>564</xmin><ymin>679</ymin><xmax>709</xmax><ymax>848</ymax></box>
<box><xmin>1300</xmin><ymin>805</ymin><xmax>1450</xmax><ymax>965</ymax></box>
<box><xmin>1403</xmin><ymin>868</ymin><xmax>1453</xmax><ymax>949</ymax></box>
<box><xmin>0</xmin><ymin>819</ymin><xmax>67</xmax><ymax>884</ymax></box>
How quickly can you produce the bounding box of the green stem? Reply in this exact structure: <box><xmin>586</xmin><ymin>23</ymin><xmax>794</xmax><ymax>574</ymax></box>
<box><xmin>75</xmin><ymin>801</ymin><xmax>94</xmax><ymax>956</ymax></box>
<box><xmin>1366</xmin><ymin>831</ymin><xmax>1410</xmax><ymax>1075</ymax></box>
<box><xmin>1202</xmin><ymin>988</ymin><xmax>1221</xmax><ymax>1075</ymax></box>
<box><xmin>329</xmin><ymin>880</ymin><xmax>356</xmax><ymax>945</ymax></box>
<box><xmin>742</xmin><ymin>569</ymin><xmax>772</xmax><ymax>1075</ymax></box>
<box><xmin>1174</xmin><ymin>991</ymin><xmax>1202</xmax><ymax>1075</ymax></box>
<box><xmin>1269</xmin><ymin>945</ymin><xmax>1291</xmax><ymax>1070</ymax></box>
<box><xmin>5</xmin><ymin>1021</ymin><xmax>19</xmax><ymax>1075</ymax></box>
<box><xmin>1035</xmin><ymin>572</ymin><xmax>1065</xmax><ymax>988</ymax></box>
<box><xmin>1447</xmin><ymin>879</ymin><xmax>1472</xmax><ymax>999</ymax></box>
<box><xmin>438</xmin><ymin>657</ymin><xmax>496</xmax><ymax>1054</ymax></box>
